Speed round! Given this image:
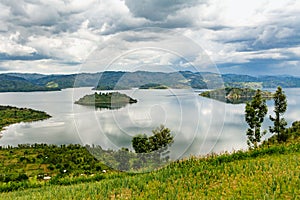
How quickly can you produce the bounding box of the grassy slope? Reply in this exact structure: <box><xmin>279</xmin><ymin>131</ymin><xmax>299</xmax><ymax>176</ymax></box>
<box><xmin>0</xmin><ymin>144</ymin><xmax>109</xmax><ymax>183</ymax></box>
<box><xmin>1</xmin><ymin>121</ymin><xmax>299</xmax><ymax>199</ymax></box>
<box><xmin>1</xmin><ymin>144</ymin><xmax>299</xmax><ymax>199</ymax></box>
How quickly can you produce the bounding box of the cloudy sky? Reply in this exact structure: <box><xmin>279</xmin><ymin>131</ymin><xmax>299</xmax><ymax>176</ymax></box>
<box><xmin>0</xmin><ymin>0</ymin><xmax>300</xmax><ymax>76</ymax></box>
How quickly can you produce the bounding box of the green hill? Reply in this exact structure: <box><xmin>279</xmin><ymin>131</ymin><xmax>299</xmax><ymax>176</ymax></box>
<box><xmin>93</xmin><ymin>71</ymin><xmax>204</xmax><ymax>90</ymax></box>
<box><xmin>1</xmin><ymin>144</ymin><xmax>299</xmax><ymax>199</ymax></box>
<box><xmin>0</xmin><ymin>74</ymin><xmax>59</xmax><ymax>92</ymax></box>
<box><xmin>1</xmin><ymin>121</ymin><xmax>299</xmax><ymax>199</ymax></box>
<box><xmin>2</xmin><ymin>71</ymin><xmax>300</xmax><ymax>92</ymax></box>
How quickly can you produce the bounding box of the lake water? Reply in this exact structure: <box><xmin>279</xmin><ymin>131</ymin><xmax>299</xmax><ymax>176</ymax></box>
<box><xmin>1</xmin><ymin>87</ymin><xmax>300</xmax><ymax>160</ymax></box>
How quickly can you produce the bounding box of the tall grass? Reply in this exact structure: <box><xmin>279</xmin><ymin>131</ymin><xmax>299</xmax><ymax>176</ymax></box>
<box><xmin>1</xmin><ymin>143</ymin><xmax>299</xmax><ymax>199</ymax></box>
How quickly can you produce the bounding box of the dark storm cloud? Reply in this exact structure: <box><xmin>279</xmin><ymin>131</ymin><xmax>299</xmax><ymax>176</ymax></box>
<box><xmin>1</xmin><ymin>0</ymin><xmax>61</xmax><ymax>27</ymax></box>
<box><xmin>125</xmin><ymin>0</ymin><xmax>200</xmax><ymax>21</ymax></box>
<box><xmin>0</xmin><ymin>52</ymin><xmax>49</xmax><ymax>61</ymax></box>
<box><xmin>218</xmin><ymin>58</ymin><xmax>300</xmax><ymax>76</ymax></box>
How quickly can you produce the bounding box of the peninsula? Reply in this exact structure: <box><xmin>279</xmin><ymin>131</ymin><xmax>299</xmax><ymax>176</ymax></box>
<box><xmin>200</xmin><ymin>87</ymin><xmax>273</xmax><ymax>104</ymax></box>
<box><xmin>0</xmin><ymin>105</ymin><xmax>51</xmax><ymax>132</ymax></box>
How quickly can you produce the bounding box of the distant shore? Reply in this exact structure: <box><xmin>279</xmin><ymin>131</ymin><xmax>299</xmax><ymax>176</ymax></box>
<box><xmin>0</xmin><ymin>105</ymin><xmax>51</xmax><ymax>132</ymax></box>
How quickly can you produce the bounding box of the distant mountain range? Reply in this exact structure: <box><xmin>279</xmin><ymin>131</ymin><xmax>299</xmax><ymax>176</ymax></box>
<box><xmin>0</xmin><ymin>74</ymin><xmax>59</xmax><ymax>92</ymax></box>
<box><xmin>0</xmin><ymin>71</ymin><xmax>300</xmax><ymax>92</ymax></box>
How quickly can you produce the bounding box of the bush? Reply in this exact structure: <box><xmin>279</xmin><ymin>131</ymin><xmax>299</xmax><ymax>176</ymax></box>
<box><xmin>16</xmin><ymin>173</ymin><xmax>28</xmax><ymax>182</ymax></box>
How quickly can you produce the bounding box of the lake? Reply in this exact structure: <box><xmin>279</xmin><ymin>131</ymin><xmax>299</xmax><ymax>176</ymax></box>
<box><xmin>1</xmin><ymin>87</ymin><xmax>300</xmax><ymax>160</ymax></box>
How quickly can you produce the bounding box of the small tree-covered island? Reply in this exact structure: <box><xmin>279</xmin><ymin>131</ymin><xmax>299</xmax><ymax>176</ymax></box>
<box><xmin>139</xmin><ymin>83</ymin><xmax>168</xmax><ymax>89</ymax></box>
<box><xmin>0</xmin><ymin>106</ymin><xmax>51</xmax><ymax>132</ymax></box>
<box><xmin>200</xmin><ymin>87</ymin><xmax>273</xmax><ymax>104</ymax></box>
<box><xmin>74</xmin><ymin>92</ymin><xmax>137</xmax><ymax>109</ymax></box>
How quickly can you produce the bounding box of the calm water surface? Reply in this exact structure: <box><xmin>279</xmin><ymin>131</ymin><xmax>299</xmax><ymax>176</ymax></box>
<box><xmin>1</xmin><ymin>87</ymin><xmax>299</xmax><ymax>160</ymax></box>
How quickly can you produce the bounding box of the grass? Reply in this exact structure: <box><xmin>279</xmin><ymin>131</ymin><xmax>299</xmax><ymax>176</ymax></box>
<box><xmin>0</xmin><ymin>144</ymin><xmax>109</xmax><ymax>187</ymax></box>
<box><xmin>0</xmin><ymin>143</ymin><xmax>299</xmax><ymax>199</ymax></box>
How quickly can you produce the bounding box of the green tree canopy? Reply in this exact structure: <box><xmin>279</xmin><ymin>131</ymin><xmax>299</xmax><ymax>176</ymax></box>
<box><xmin>269</xmin><ymin>86</ymin><xmax>288</xmax><ymax>142</ymax></box>
<box><xmin>245</xmin><ymin>90</ymin><xmax>268</xmax><ymax>148</ymax></box>
<box><xmin>132</xmin><ymin>125</ymin><xmax>174</xmax><ymax>154</ymax></box>
<box><xmin>132</xmin><ymin>134</ymin><xmax>150</xmax><ymax>153</ymax></box>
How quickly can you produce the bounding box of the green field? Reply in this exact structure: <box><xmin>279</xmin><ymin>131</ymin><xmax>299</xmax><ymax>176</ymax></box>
<box><xmin>0</xmin><ymin>144</ymin><xmax>299</xmax><ymax>199</ymax></box>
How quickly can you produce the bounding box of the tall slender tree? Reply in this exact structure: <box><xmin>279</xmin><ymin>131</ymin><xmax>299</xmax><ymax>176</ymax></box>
<box><xmin>245</xmin><ymin>89</ymin><xmax>268</xmax><ymax>148</ymax></box>
<box><xmin>269</xmin><ymin>86</ymin><xmax>287</xmax><ymax>142</ymax></box>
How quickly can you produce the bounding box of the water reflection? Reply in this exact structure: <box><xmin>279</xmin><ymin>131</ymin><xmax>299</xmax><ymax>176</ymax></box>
<box><xmin>0</xmin><ymin>88</ymin><xmax>299</xmax><ymax>160</ymax></box>
<box><xmin>79</xmin><ymin>103</ymin><xmax>130</xmax><ymax>110</ymax></box>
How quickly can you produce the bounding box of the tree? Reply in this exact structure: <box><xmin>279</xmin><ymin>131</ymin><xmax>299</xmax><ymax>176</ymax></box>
<box><xmin>132</xmin><ymin>126</ymin><xmax>174</xmax><ymax>168</ymax></box>
<box><xmin>113</xmin><ymin>148</ymin><xmax>130</xmax><ymax>171</ymax></box>
<box><xmin>245</xmin><ymin>90</ymin><xmax>268</xmax><ymax>148</ymax></box>
<box><xmin>132</xmin><ymin>125</ymin><xmax>174</xmax><ymax>153</ymax></box>
<box><xmin>269</xmin><ymin>86</ymin><xmax>288</xmax><ymax>142</ymax></box>
<box><xmin>148</xmin><ymin>125</ymin><xmax>173</xmax><ymax>152</ymax></box>
<box><xmin>132</xmin><ymin>134</ymin><xmax>150</xmax><ymax>153</ymax></box>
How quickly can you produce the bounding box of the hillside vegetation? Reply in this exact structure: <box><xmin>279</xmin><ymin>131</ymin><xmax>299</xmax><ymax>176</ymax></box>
<box><xmin>0</xmin><ymin>144</ymin><xmax>109</xmax><ymax>189</ymax></box>
<box><xmin>200</xmin><ymin>87</ymin><xmax>273</xmax><ymax>104</ymax></box>
<box><xmin>1</xmin><ymin>144</ymin><xmax>299</xmax><ymax>199</ymax></box>
<box><xmin>0</xmin><ymin>106</ymin><xmax>51</xmax><ymax>131</ymax></box>
<box><xmin>139</xmin><ymin>83</ymin><xmax>168</xmax><ymax>89</ymax></box>
<box><xmin>0</xmin><ymin>121</ymin><xmax>299</xmax><ymax>199</ymax></box>
<box><xmin>74</xmin><ymin>92</ymin><xmax>137</xmax><ymax>109</ymax></box>
<box><xmin>0</xmin><ymin>75</ymin><xmax>59</xmax><ymax>92</ymax></box>
<box><xmin>2</xmin><ymin>71</ymin><xmax>300</xmax><ymax>92</ymax></box>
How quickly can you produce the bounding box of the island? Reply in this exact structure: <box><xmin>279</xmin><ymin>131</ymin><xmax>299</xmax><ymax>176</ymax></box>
<box><xmin>199</xmin><ymin>87</ymin><xmax>273</xmax><ymax>104</ymax></box>
<box><xmin>74</xmin><ymin>92</ymin><xmax>138</xmax><ymax>109</ymax></box>
<box><xmin>139</xmin><ymin>83</ymin><xmax>168</xmax><ymax>89</ymax></box>
<box><xmin>0</xmin><ymin>105</ymin><xmax>51</xmax><ymax>132</ymax></box>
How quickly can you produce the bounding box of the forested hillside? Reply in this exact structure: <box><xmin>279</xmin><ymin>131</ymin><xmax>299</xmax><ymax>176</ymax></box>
<box><xmin>1</xmin><ymin>71</ymin><xmax>300</xmax><ymax>92</ymax></box>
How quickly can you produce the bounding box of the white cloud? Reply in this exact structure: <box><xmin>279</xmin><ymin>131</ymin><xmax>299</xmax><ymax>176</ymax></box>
<box><xmin>0</xmin><ymin>32</ymin><xmax>36</xmax><ymax>56</ymax></box>
<box><xmin>0</xmin><ymin>0</ymin><xmax>300</xmax><ymax>75</ymax></box>
<box><xmin>287</xmin><ymin>46</ymin><xmax>300</xmax><ymax>57</ymax></box>
<box><xmin>26</xmin><ymin>19</ymin><xmax>102</xmax><ymax>63</ymax></box>
<box><xmin>1</xmin><ymin>59</ymin><xmax>80</xmax><ymax>74</ymax></box>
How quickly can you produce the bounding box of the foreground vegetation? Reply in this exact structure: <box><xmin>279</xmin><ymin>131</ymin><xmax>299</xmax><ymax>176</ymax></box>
<box><xmin>0</xmin><ymin>121</ymin><xmax>299</xmax><ymax>199</ymax></box>
<box><xmin>1</xmin><ymin>143</ymin><xmax>299</xmax><ymax>199</ymax></box>
<box><xmin>0</xmin><ymin>126</ymin><xmax>174</xmax><ymax>190</ymax></box>
<box><xmin>0</xmin><ymin>144</ymin><xmax>109</xmax><ymax>187</ymax></box>
<box><xmin>0</xmin><ymin>106</ymin><xmax>51</xmax><ymax>132</ymax></box>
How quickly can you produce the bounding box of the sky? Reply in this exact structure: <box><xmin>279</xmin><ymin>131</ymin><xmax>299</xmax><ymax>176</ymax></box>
<box><xmin>0</xmin><ymin>0</ymin><xmax>300</xmax><ymax>76</ymax></box>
